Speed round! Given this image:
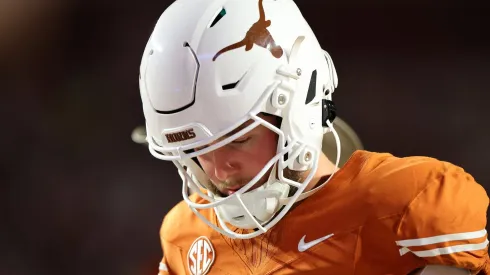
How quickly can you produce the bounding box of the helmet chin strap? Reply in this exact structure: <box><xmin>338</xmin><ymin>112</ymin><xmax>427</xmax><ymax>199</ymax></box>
<box><xmin>212</xmin><ymin>164</ymin><xmax>290</xmax><ymax>229</ymax></box>
<box><xmin>283</xmin><ymin>118</ymin><xmax>342</xmax><ymax>204</ymax></box>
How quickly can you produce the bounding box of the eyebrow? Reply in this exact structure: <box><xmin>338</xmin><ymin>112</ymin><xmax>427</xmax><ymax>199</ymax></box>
<box><xmin>223</xmin><ymin>119</ymin><xmax>254</xmax><ymax>138</ymax></box>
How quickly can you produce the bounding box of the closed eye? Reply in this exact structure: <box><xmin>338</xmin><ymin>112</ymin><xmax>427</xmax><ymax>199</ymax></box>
<box><xmin>194</xmin><ymin>136</ymin><xmax>250</xmax><ymax>151</ymax></box>
<box><xmin>232</xmin><ymin>137</ymin><xmax>250</xmax><ymax>144</ymax></box>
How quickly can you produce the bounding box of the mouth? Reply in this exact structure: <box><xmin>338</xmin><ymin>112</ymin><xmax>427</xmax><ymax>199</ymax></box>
<box><xmin>219</xmin><ymin>181</ymin><xmax>265</xmax><ymax>197</ymax></box>
<box><xmin>222</xmin><ymin>185</ymin><xmax>242</xmax><ymax>196</ymax></box>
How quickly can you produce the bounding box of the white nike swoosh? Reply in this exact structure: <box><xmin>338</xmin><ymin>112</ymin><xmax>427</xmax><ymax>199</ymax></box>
<box><xmin>298</xmin><ymin>233</ymin><xmax>335</xmax><ymax>252</ymax></box>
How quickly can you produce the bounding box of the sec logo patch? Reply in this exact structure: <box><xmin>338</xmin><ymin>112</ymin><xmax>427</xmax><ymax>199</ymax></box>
<box><xmin>187</xmin><ymin>236</ymin><xmax>215</xmax><ymax>275</ymax></box>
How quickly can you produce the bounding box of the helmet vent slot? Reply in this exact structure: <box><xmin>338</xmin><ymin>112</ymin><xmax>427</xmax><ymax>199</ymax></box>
<box><xmin>209</xmin><ymin>7</ymin><xmax>226</xmax><ymax>28</ymax></box>
<box><xmin>222</xmin><ymin>71</ymin><xmax>247</xmax><ymax>91</ymax></box>
<box><xmin>305</xmin><ymin>70</ymin><xmax>317</xmax><ymax>104</ymax></box>
<box><xmin>222</xmin><ymin>80</ymin><xmax>239</xmax><ymax>90</ymax></box>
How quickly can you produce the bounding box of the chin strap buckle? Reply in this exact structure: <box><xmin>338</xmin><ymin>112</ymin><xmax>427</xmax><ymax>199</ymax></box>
<box><xmin>322</xmin><ymin>99</ymin><xmax>336</xmax><ymax>127</ymax></box>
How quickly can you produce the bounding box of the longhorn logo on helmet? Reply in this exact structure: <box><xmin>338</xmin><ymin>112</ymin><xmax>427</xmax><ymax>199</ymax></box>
<box><xmin>213</xmin><ymin>0</ymin><xmax>283</xmax><ymax>61</ymax></box>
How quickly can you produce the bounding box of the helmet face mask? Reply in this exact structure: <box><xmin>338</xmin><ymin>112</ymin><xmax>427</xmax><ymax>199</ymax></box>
<box><xmin>139</xmin><ymin>0</ymin><xmax>341</xmax><ymax>239</ymax></box>
<box><xmin>193</xmin><ymin>114</ymin><xmax>281</xmax><ymax>196</ymax></box>
<box><xmin>171</xmin><ymin>116</ymin><xmax>324</xmax><ymax>238</ymax></box>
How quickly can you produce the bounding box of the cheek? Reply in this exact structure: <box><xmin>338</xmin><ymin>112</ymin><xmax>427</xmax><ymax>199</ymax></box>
<box><xmin>246</xmin><ymin>134</ymin><xmax>278</xmax><ymax>170</ymax></box>
<box><xmin>196</xmin><ymin>156</ymin><xmax>213</xmax><ymax>174</ymax></box>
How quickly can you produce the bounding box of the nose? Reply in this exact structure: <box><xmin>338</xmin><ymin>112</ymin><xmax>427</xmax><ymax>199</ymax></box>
<box><xmin>211</xmin><ymin>147</ymin><xmax>239</xmax><ymax>182</ymax></box>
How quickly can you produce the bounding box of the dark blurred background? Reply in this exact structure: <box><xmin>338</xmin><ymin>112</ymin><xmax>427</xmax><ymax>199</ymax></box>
<box><xmin>1</xmin><ymin>0</ymin><xmax>488</xmax><ymax>275</ymax></box>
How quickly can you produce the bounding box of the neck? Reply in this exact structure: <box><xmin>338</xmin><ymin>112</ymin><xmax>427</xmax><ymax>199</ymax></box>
<box><xmin>304</xmin><ymin>152</ymin><xmax>337</xmax><ymax>192</ymax></box>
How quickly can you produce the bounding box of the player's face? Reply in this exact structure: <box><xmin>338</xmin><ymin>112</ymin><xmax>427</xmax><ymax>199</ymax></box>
<box><xmin>196</xmin><ymin>114</ymin><xmax>280</xmax><ymax>197</ymax></box>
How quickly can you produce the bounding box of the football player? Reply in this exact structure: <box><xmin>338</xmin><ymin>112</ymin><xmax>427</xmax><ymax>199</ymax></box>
<box><xmin>137</xmin><ymin>0</ymin><xmax>489</xmax><ymax>274</ymax></box>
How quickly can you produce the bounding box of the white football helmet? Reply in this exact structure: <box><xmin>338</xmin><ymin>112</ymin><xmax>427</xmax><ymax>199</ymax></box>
<box><xmin>139</xmin><ymin>0</ymin><xmax>341</xmax><ymax>239</ymax></box>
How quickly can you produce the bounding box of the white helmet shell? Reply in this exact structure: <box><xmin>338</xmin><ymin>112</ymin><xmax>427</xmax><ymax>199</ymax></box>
<box><xmin>139</xmin><ymin>0</ymin><xmax>340</xmax><ymax>239</ymax></box>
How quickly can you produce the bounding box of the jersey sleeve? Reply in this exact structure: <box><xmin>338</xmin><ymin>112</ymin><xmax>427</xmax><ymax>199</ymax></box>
<box><xmin>395</xmin><ymin>161</ymin><xmax>490</xmax><ymax>274</ymax></box>
<box><xmin>158</xmin><ymin>213</ymin><xmax>188</xmax><ymax>275</ymax></box>
<box><xmin>157</xmin><ymin>230</ymin><xmax>173</xmax><ymax>275</ymax></box>
<box><xmin>158</xmin><ymin>255</ymin><xmax>170</xmax><ymax>275</ymax></box>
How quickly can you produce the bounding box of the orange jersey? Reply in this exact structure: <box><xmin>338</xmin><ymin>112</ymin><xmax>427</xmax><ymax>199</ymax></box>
<box><xmin>158</xmin><ymin>150</ymin><xmax>490</xmax><ymax>275</ymax></box>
